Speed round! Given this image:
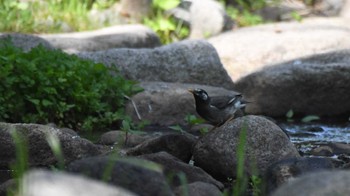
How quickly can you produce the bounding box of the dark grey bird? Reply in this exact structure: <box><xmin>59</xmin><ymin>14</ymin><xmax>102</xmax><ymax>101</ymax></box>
<box><xmin>188</xmin><ymin>88</ymin><xmax>248</xmax><ymax>126</ymax></box>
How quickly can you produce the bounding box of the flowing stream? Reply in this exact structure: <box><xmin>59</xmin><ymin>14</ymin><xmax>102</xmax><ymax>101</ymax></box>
<box><xmin>279</xmin><ymin>122</ymin><xmax>350</xmax><ymax>144</ymax></box>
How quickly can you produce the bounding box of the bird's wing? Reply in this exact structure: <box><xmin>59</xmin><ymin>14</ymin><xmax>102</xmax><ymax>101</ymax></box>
<box><xmin>211</xmin><ymin>95</ymin><xmax>241</xmax><ymax>109</ymax></box>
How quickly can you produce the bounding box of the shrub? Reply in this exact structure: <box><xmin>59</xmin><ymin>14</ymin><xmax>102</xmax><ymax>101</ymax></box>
<box><xmin>0</xmin><ymin>39</ymin><xmax>142</xmax><ymax>132</ymax></box>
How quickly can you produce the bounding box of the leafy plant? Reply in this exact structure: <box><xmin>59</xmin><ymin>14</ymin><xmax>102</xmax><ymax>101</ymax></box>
<box><xmin>0</xmin><ymin>0</ymin><xmax>103</xmax><ymax>33</ymax></box>
<box><xmin>185</xmin><ymin>114</ymin><xmax>205</xmax><ymax>126</ymax></box>
<box><xmin>0</xmin><ymin>0</ymin><xmax>35</xmax><ymax>32</ymax></box>
<box><xmin>0</xmin><ymin>39</ymin><xmax>142</xmax><ymax>132</ymax></box>
<box><xmin>291</xmin><ymin>11</ymin><xmax>303</xmax><ymax>22</ymax></box>
<box><xmin>120</xmin><ymin>118</ymin><xmax>147</xmax><ymax>145</ymax></box>
<box><xmin>144</xmin><ymin>0</ymin><xmax>189</xmax><ymax>44</ymax></box>
<box><xmin>223</xmin><ymin>0</ymin><xmax>273</xmax><ymax>27</ymax></box>
<box><xmin>250</xmin><ymin>175</ymin><xmax>262</xmax><ymax>196</ymax></box>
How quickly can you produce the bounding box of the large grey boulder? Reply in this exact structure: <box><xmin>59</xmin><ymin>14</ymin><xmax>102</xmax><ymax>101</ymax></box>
<box><xmin>208</xmin><ymin>17</ymin><xmax>350</xmax><ymax>81</ymax></box>
<box><xmin>174</xmin><ymin>181</ymin><xmax>222</xmax><ymax>196</ymax></box>
<box><xmin>0</xmin><ymin>33</ymin><xmax>54</xmax><ymax>52</ymax></box>
<box><xmin>235</xmin><ymin>50</ymin><xmax>350</xmax><ymax>117</ymax></box>
<box><xmin>126</xmin><ymin>133</ymin><xmax>196</xmax><ymax>163</ymax></box>
<box><xmin>265</xmin><ymin>157</ymin><xmax>335</xmax><ymax>193</ymax></box>
<box><xmin>77</xmin><ymin>40</ymin><xmax>234</xmax><ymax>89</ymax></box>
<box><xmin>271</xmin><ymin>170</ymin><xmax>350</xmax><ymax>196</ymax></box>
<box><xmin>0</xmin><ymin>123</ymin><xmax>101</xmax><ymax>168</ymax></box>
<box><xmin>40</xmin><ymin>24</ymin><xmax>161</xmax><ymax>52</ymax></box>
<box><xmin>67</xmin><ymin>156</ymin><xmax>174</xmax><ymax>196</ymax></box>
<box><xmin>20</xmin><ymin>169</ymin><xmax>136</xmax><ymax>196</ymax></box>
<box><xmin>192</xmin><ymin>115</ymin><xmax>300</xmax><ymax>180</ymax></box>
<box><xmin>256</xmin><ymin>0</ymin><xmax>344</xmax><ymax>21</ymax></box>
<box><xmin>139</xmin><ymin>152</ymin><xmax>224</xmax><ymax>189</ymax></box>
<box><xmin>125</xmin><ymin>82</ymin><xmax>241</xmax><ymax>126</ymax></box>
<box><xmin>98</xmin><ymin>130</ymin><xmax>151</xmax><ymax>147</ymax></box>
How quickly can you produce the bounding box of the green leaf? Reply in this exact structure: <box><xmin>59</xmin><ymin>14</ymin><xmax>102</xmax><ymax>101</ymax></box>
<box><xmin>286</xmin><ymin>109</ymin><xmax>294</xmax><ymax>119</ymax></box>
<box><xmin>158</xmin><ymin>18</ymin><xmax>176</xmax><ymax>31</ymax></box>
<box><xmin>153</xmin><ymin>0</ymin><xmax>180</xmax><ymax>10</ymax></box>
<box><xmin>301</xmin><ymin>115</ymin><xmax>320</xmax><ymax>123</ymax></box>
<box><xmin>28</xmin><ymin>98</ymin><xmax>40</xmax><ymax>105</ymax></box>
<box><xmin>169</xmin><ymin>125</ymin><xmax>184</xmax><ymax>133</ymax></box>
<box><xmin>42</xmin><ymin>99</ymin><xmax>53</xmax><ymax>107</ymax></box>
<box><xmin>121</xmin><ymin>120</ymin><xmax>131</xmax><ymax>132</ymax></box>
<box><xmin>185</xmin><ymin>114</ymin><xmax>204</xmax><ymax>125</ymax></box>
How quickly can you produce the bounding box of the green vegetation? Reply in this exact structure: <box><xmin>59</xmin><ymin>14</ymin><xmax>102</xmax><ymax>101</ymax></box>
<box><xmin>144</xmin><ymin>0</ymin><xmax>189</xmax><ymax>44</ymax></box>
<box><xmin>0</xmin><ymin>0</ymin><xmax>283</xmax><ymax>44</ymax></box>
<box><xmin>0</xmin><ymin>39</ymin><xmax>142</xmax><ymax>132</ymax></box>
<box><xmin>286</xmin><ymin>109</ymin><xmax>320</xmax><ymax>123</ymax></box>
<box><xmin>184</xmin><ymin>114</ymin><xmax>208</xmax><ymax>135</ymax></box>
<box><xmin>169</xmin><ymin>124</ymin><xmax>186</xmax><ymax>134</ymax></box>
<box><xmin>0</xmin><ymin>0</ymin><xmax>92</xmax><ymax>33</ymax></box>
<box><xmin>185</xmin><ymin>114</ymin><xmax>205</xmax><ymax>126</ymax></box>
<box><xmin>233</xmin><ymin>121</ymin><xmax>249</xmax><ymax>196</ymax></box>
<box><xmin>46</xmin><ymin>133</ymin><xmax>65</xmax><ymax>170</ymax></box>
<box><xmin>8</xmin><ymin>130</ymin><xmax>28</xmax><ymax>196</ymax></box>
<box><xmin>120</xmin><ymin>118</ymin><xmax>147</xmax><ymax>145</ymax></box>
<box><xmin>222</xmin><ymin>0</ymin><xmax>280</xmax><ymax>27</ymax></box>
<box><xmin>10</xmin><ymin>130</ymin><xmax>29</xmax><ymax>179</ymax></box>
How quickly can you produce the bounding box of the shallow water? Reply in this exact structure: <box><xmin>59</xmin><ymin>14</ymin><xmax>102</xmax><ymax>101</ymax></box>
<box><xmin>279</xmin><ymin>122</ymin><xmax>350</xmax><ymax>144</ymax></box>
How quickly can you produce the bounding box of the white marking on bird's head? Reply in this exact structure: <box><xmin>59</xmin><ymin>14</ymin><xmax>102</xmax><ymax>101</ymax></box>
<box><xmin>194</xmin><ymin>89</ymin><xmax>209</xmax><ymax>101</ymax></box>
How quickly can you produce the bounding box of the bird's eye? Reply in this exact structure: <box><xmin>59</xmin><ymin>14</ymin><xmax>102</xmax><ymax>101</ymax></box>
<box><xmin>201</xmin><ymin>93</ymin><xmax>208</xmax><ymax>100</ymax></box>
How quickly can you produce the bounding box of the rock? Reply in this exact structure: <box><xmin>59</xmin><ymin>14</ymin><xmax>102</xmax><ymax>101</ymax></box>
<box><xmin>125</xmin><ymin>133</ymin><xmax>196</xmax><ymax>163</ymax></box>
<box><xmin>192</xmin><ymin>115</ymin><xmax>300</xmax><ymax>180</ymax></box>
<box><xmin>311</xmin><ymin>0</ymin><xmax>344</xmax><ymax>16</ymax></box>
<box><xmin>58</xmin><ymin>127</ymin><xmax>79</xmax><ymax>136</ymax></box>
<box><xmin>170</xmin><ymin>0</ymin><xmax>234</xmax><ymax>38</ymax></box>
<box><xmin>255</xmin><ymin>0</ymin><xmax>309</xmax><ymax>21</ymax></box>
<box><xmin>208</xmin><ymin>17</ymin><xmax>350</xmax><ymax>81</ymax></box>
<box><xmin>271</xmin><ymin>170</ymin><xmax>350</xmax><ymax>196</ymax></box>
<box><xmin>98</xmin><ymin>130</ymin><xmax>150</xmax><ymax>147</ymax></box>
<box><xmin>40</xmin><ymin>25</ymin><xmax>161</xmax><ymax>52</ymax></box>
<box><xmin>77</xmin><ymin>40</ymin><xmax>234</xmax><ymax>89</ymax></box>
<box><xmin>311</xmin><ymin>142</ymin><xmax>350</xmax><ymax>156</ymax></box>
<box><xmin>311</xmin><ymin>146</ymin><xmax>334</xmax><ymax>156</ymax></box>
<box><xmin>125</xmin><ymin>82</ymin><xmax>241</xmax><ymax>126</ymax></box>
<box><xmin>340</xmin><ymin>0</ymin><xmax>350</xmax><ymax>17</ymax></box>
<box><xmin>67</xmin><ymin>156</ymin><xmax>174</xmax><ymax>196</ymax></box>
<box><xmin>256</xmin><ymin>0</ymin><xmax>344</xmax><ymax>21</ymax></box>
<box><xmin>20</xmin><ymin>169</ymin><xmax>136</xmax><ymax>196</ymax></box>
<box><xmin>234</xmin><ymin>50</ymin><xmax>350</xmax><ymax>117</ymax></box>
<box><xmin>0</xmin><ymin>123</ymin><xmax>101</xmax><ymax>168</ymax></box>
<box><xmin>189</xmin><ymin>123</ymin><xmax>214</xmax><ymax>136</ymax></box>
<box><xmin>139</xmin><ymin>152</ymin><xmax>224</xmax><ymax>189</ymax></box>
<box><xmin>174</xmin><ymin>181</ymin><xmax>222</xmax><ymax>196</ymax></box>
<box><xmin>0</xmin><ymin>169</ymin><xmax>11</xmax><ymax>184</ymax></box>
<box><xmin>0</xmin><ymin>179</ymin><xmax>16</xmax><ymax>196</ymax></box>
<box><xmin>265</xmin><ymin>157</ymin><xmax>335</xmax><ymax>193</ymax></box>
<box><xmin>0</xmin><ymin>33</ymin><xmax>54</xmax><ymax>52</ymax></box>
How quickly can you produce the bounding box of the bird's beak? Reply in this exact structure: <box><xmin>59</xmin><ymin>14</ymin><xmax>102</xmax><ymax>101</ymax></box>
<box><xmin>188</xmin><ymin>89</ymin><xmax>194</xmax><ymax>94</ymax></box>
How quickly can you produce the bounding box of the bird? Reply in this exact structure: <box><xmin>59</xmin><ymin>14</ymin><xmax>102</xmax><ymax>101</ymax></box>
<box><xmin>188</xmin><ymin>88</ymin><xmax>248</xmax><ymax>126</ymax></box>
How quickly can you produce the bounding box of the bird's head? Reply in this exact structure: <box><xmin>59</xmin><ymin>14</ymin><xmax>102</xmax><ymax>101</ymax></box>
<box><xmin>188</xmin><ymin>88</ymin><xmax>210</xmax><ymax>103</ymax></box>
